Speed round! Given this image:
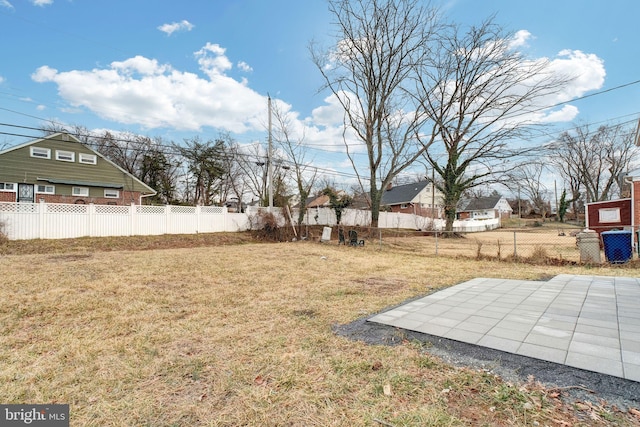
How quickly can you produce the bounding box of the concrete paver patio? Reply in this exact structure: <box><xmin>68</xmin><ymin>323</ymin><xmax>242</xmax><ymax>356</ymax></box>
<box><xmin>368</xmin><ymin>274</ymin><xmax>640</xmax><ymax>382</ymax></box>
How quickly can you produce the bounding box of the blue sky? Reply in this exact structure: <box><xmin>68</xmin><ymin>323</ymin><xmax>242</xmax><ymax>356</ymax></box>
<box><xmin>1</xmin><ymin>0</ymin><xmax>639</xmax><ymax>185</ymax></box>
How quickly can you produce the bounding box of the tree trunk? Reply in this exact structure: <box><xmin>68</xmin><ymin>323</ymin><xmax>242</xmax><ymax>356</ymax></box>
<box><xmin>444</xmin><ymin>205</ymin><xmax>456</xmax><ymax>233</ymax></box>
<box><xmin>370</xmin><ymin>188</ymin><xmax>381</xmax><ymax>228</ymax></box>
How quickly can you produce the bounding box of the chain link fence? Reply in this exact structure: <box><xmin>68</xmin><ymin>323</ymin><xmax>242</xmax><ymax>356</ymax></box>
<box><xmin>330</xmin><ymin>224</ymin><xmax>639</xmax><ymax>265</ymax></box>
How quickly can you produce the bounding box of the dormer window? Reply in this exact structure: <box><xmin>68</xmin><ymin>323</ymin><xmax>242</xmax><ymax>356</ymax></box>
<box><xmin>30</xmin><ymin>147</ymin><xmax>51</xmax><ymax>159</ymax></box>
<box><xmin>56</xmin><ymin>150</ymin><xmax>75</xmax><ymax>162</ymax></box>
<box><xmin>79</xmin><ymin>153</ymin><xmax>97</xmax><ymax>165</ymax></box>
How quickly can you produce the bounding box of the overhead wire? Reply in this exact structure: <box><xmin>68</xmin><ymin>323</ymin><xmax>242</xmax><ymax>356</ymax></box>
<box><xmin>2</xmin><ymin>72</ymin><xmax>640</xmax><ymax>185</ymax></box>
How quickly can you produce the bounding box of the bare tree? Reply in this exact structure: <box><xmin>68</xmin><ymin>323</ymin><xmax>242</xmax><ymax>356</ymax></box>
<box><xmin>310</xmin><ymin>0</ymin><xmax>441</xmax><ymax>227</ymax></box>
<box><xmin>176</xmin><ymin>137</ymin><xmax>227</xmax><ymax>206</ymax></box>
<box><xmin>229</xmin><ymin>142</ymin><xmax>268</xmax><ymax>206</ymax></box>
<box><xmin>509</xmin><ymin>162</ymin><xmax>552</xmax><ymax>219</ymax></box>
<box><xmin>271</xmin><ymin>102</ymin><xmax>318</xmax><ymax>231</ymax></box>
<box><xmin>220</xmin><ymin>142</ymin><xmax>250</xmax><ymax>211</ymax></box>
<box><xmin>419</xmin><ymin>18</ymin><xmax>571</xmax><ymax>232</ymax></box>
<box><xmin>93</xmin><ymin>131</ymin><xmax>155</xmax><ymax>176</ymax></box>
<box><xmin>551</xmin><ymin>123</ymin><xmax>639</xmax><ymax>204</ymax></box>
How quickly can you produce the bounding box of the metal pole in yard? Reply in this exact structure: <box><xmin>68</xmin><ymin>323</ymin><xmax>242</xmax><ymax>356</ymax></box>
<box><xmin>435</xmin><ymin>231</ymin><xmax>439</xmax><ymax>256</ymax></box>
<box><xmin>513</xmin><ymin>231</ymin><xmax>517</xmax><ymax>259</ymax></box>
<box><xmin>268</xmin><ymin>95</ymin><xmax>273</xmax><ymax>211</ymax></box>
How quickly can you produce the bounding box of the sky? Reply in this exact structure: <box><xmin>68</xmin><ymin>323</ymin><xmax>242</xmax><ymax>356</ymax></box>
<box><xmin>1</xmin><ymin>0</ymin><xmax>639</xmax><ymax>189</ymax></box>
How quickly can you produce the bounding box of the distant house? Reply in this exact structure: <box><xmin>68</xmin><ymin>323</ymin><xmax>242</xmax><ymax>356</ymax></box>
<box><xmin>306</xmin><ymin>194</ymin><xmax>331</xmax><ymax>209</ymax></box>
<box><xmin>381</xmin><ymin>180</ymin><xmax>443</xmax><ymax>217</ymax></box>
<box><xmin>0</xmin><ymin>133</ymin><xmax>156</xmax><ymax>205</ymax></box>
<box><xmin>457</xmin><ymin>195</ymin><xmax>513</xmax><ymax>220</ymax></box>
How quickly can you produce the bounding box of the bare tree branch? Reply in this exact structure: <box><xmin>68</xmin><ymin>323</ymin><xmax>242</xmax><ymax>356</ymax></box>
<box><xmin>310</xmin><ymin>0</ymin><xmax>441</xmax><ymax>226</ymax></box>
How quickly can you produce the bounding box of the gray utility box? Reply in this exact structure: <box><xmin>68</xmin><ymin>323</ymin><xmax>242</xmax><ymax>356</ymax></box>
<box><xmin>576</xmin><ymin>230</ymin><xmax>601</xmax><ymax>264</ymax></box>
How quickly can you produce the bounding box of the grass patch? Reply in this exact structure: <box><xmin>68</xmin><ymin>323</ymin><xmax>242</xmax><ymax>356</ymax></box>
<box><xmin>0</xmin><ymin>237</ymin><xmax>638</xmax><ymax>425</ymax></box>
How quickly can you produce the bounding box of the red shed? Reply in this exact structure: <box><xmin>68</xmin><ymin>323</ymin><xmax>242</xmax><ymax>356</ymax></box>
<box><xmin>586</xmin><ymin>199</ymin><xmax>632</xmax><ymax>236</ymax></box>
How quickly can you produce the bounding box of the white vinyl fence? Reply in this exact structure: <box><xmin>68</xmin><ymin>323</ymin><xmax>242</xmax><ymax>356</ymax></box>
<box><xmin>299</xmin><ymin>207</ymin><xmax>501</xmax><ymax>233</ymax></box>
<box><xmin>0</xmin><ymin>202</ymin><xmax>251</xmax><ymax>240</ymax></box>
<box><xmin>0</xmin><ymin>202</ymin><xmax>500</xmax><ymax>241</ymax></box>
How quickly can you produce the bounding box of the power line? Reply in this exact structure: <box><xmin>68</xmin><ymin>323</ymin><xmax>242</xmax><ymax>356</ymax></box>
<box><xmin>0</xmin><ymin>127</ymin><xmax>364</xmax><ymax>183</ymax></box>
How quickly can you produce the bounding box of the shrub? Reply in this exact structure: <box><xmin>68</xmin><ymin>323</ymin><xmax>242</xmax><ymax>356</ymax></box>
<box><xmin>529</xmin><ymin>245</ymin><xmax>550</xmax><ymax>263</ymax></box>
<box><xmin>249</xmin><ymin>210</ymin><xmax>288</xmax><ymax>242</ymax></box>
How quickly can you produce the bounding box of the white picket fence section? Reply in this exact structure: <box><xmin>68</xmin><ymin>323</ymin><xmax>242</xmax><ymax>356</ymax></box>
<box><xmin>0</xmin><ymin>202</ymin><xmax>500</xmax><ymax>240</ymax></box>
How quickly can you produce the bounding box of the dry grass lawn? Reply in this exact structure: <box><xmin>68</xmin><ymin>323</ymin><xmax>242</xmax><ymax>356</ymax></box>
<box><xmin>1</xmin><ymin>233</ymin><xmax>639</xmax><ymax>426</ymax></box>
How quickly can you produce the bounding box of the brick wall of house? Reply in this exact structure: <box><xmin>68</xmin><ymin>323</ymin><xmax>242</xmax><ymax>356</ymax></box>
<box><xmin>0</xmin><ymin>191</ymin><xmax>16</xmax><ymax>202</ymax></box>
<box><xmin>635</xmin><ymin>181</ymin><xmax>640</xmax><ymax>231</ymax></box>
<box><xmin>0</xmin><ymin>190</ymin><xmax>143</xmax><ymax>205</ymax></box>
<box><xmin>390</xmin><ymin>204</ymin><xmax>439</xmax><ymax>218</ymax></box>
<box><xmin>33</xmin><ymin>191</ymin><xmax>142</xmax><ymax>205</ymax></box>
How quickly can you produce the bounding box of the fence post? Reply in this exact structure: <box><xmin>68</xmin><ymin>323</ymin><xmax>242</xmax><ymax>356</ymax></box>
<box><xmin>513</xmin><ymin>231</ymin><xmax>517</xmax><ymax>259</ymax></box>
<box><xmin>88</xmin><ymin>203</ymin><xmax>95</xmax><ymax>237</ymax></box>
<box><xmin>165</xmin><ymin>205</ymin><xmax>170</xmax><ymax>234</ymax></box>
<box><xmin>130</xmin><ymin>202</ymin><xmax>136</xmax><ymax>236</ymax></box>
<box><xmin>196</xmin><ymin>205</ymin><xmax>201</xmax><ymax>233</ymax></box>
<box><xmin>435</xmin><ymin>231</ymin><xmax>439</xmax><ymax>257</ymax></box>
<box><xmin>223</xmin><ymin>206</ymin><xmax>228</xmax><ymax>232</ymax></box>
<box><xmin>39</xmin><ymin>200</ymin><xmax>45</xmax><ymax>239</ymax></box>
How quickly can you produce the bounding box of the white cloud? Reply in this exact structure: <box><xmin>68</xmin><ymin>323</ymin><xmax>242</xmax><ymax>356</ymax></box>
<box><xmin>484</xmin><ymin>48</ymin><xmax>605</xmax><ymax>126</ymax></box>
<box><xmin>0</xmin><ymin>0</ymin><xmax>14</xmax><ymax>10</ymax></box>
<box><xmin>31</xmin><ymin>44</ymin><xmax>267</xmax><ymax>133</ymax></box>
<box><xmin>548</xmin><ymin>49</ymin><xmax>605</xmax><ymax>100</ymax></box>
<box><xmin>0</xmin><ymin>75</ymin><xmax>4</xmax><ymax>84</ymax></box>
<box><xmin>509</xmin><ymin>30</ymin><xmax>532</xmax><ymax>49</ymax></box>
<box><xmin>36</xmin><ymin>104</ymin><xmax>46</xmax><ymax>111</ymax></box>
<box><xmin>237</xmin><ymin>61</ymin><xmax>253</xmax><ymax>73</ymax></box>
<box><xmin>157</xmin><ymin>20</ymin><xmax>194</xmax><ymax>36</ymax></box>
<box><xmin>31</xmin><ymin>0</ymin><xmax>53</xmax><ymax>6</ymax></box>
<box><xmin>194</xmin><ymin>43</ymin><xmax>233</xmax><ymax>78</ymax></box>
<box><xmin>309</xmin><ymin>94</ymin><xmax>345</xmax><ymax>128</ymax></box>
<box><xmin>305</xmin><ymin>93</ymin><xmax>364</xmax><ymax>153</ymax></box>
<box><xmin>111</xmin><ymin>56</ymin><xmax>170</xmax><ymax>76</ymax></box>
<box><xmin>538</xmin><ymin>105</ymin><xmax>579</xmax><ymax>123</ymax></box>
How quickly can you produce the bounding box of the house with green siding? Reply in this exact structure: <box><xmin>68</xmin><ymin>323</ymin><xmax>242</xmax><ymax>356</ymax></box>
<box><xmin>0</xmin><ymin>133</ymin><xmax>155</xmax><ymax>205</ymax></box>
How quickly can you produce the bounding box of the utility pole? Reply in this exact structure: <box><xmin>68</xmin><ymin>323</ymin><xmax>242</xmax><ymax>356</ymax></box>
<box><xmin>268</xmin><ymin>95</ymin><xmax>273</xmax><ymax>210</ymax></box>
<box><xmin>431</xmin><ymin>168</ymin><xmax>435</xmax><ymax>227</ymax></box>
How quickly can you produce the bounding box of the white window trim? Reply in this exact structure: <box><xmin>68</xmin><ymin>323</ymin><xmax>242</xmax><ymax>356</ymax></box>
<box><xmin>104</xmin><ymin>189</ymin><xmax>120</xmax><ymax>198</ymax></box>
<box><xmin>79</xmin><ymin>153</ymin><xmax>97</xmax><ymax>165</ymax></box>
<box><xmin>55</xmin><ymin>150</ymin><xmax>75</xmax><ymax>162</ymax></box>
<box><xmin>35</xmin><ymin>184</ymin><xmax>55</xmax><ymax>194</ymax></box>
<box><xmin>72</xmin><ymin>186</ymin><xmax>90</xmax><ymax>197</ymax></box>
<box><xmin>30</xmin><ymin>147</ymin><xmax>51</xmax><ymax>159</ymax></box>
<box><xmin>0</xmin><ymin>182</ymin><xmax>16</xmax><ymax>192</ymax></box>
<box><xmin>598</xmin><ymin>208</ymin><xmax>621</xmax><ymax>223</ymax></box>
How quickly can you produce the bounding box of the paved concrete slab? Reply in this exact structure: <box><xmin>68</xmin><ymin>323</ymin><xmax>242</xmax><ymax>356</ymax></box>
<box><xmin>368</xmin><ymin>274</ymin><xmax>640</xmax><ymax>382</ymax></box>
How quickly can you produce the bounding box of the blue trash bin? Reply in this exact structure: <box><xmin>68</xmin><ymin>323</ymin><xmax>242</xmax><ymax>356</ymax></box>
<box><xmin>601</xmin><ymin>230</ymin><xmax>633</xmax><ymax>264</ymax></box>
